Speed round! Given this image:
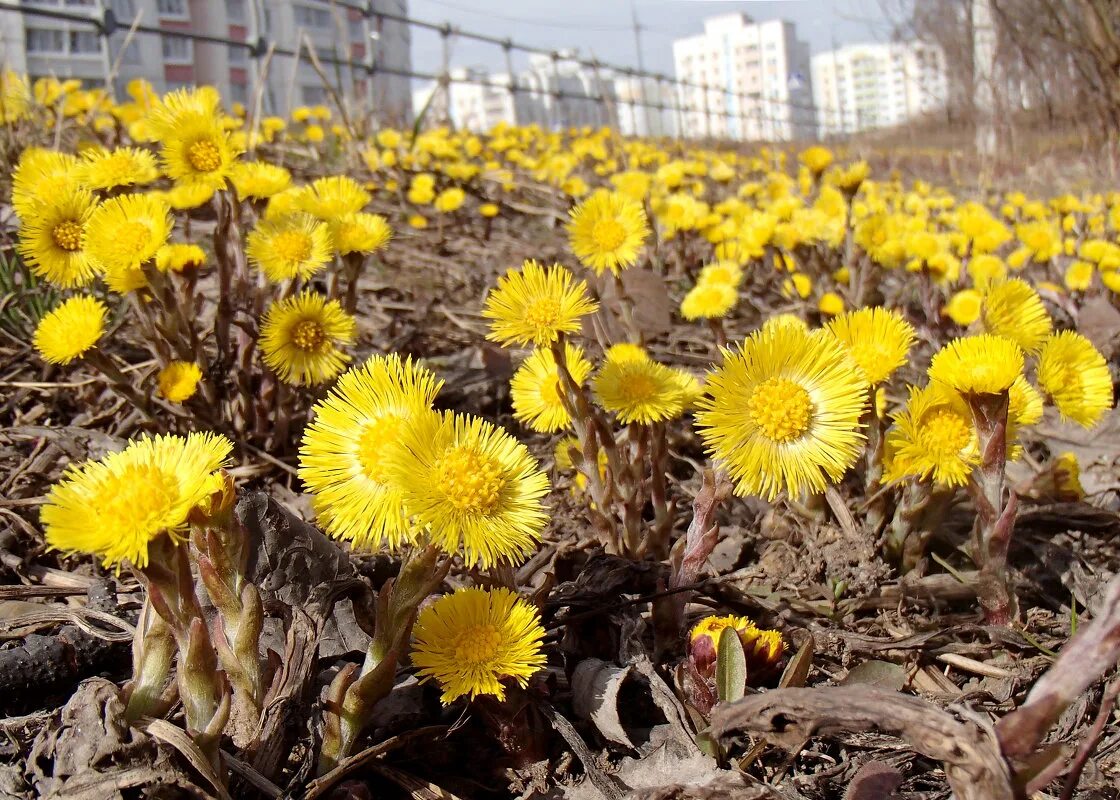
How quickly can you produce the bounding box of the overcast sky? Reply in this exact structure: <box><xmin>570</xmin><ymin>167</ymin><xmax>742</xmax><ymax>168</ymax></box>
<box><xmin>405</xmin><ymin>0</ymin><xmax>898</xmax><ymax>80</ymax></box>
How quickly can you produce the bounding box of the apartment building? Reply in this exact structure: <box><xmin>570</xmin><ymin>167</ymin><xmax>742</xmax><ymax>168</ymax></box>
<box><xmin>613</xmin><ymin>75</ymin><xmax>677</xmax><ymax>138</ymax></box>
<box><xmin>811</xmin><ymin>41</ymin><xmax>948</xmax><ymax>136</ymax></box>
<box><xmin>0</xmin><ymin>0</ymin><xmax>413</xmax><ymax>122</ymax></box>
<box><xmin>672</xmin><ymin>13</ymin><xmax>814</xmax><ymax>142</ymax></box>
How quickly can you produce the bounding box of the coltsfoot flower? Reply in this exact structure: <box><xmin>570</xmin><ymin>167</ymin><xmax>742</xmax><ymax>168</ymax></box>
<box><xmin>980</xmin><ymin>279</ymin><xmax>1052</xmax><ymax>354</ymax></box>
<box><xmin>510</xmin><ymin>343</ymin><xmax>592</xmax><ymax>433</ymax></box>
<box><xmin>259</xmin><ymin>291</ymin><xmax>355</xmax><ymax>386</ymax></box>
<box><xmin>593</xmin><ymin>354</ymin><xmax>689</xmax><ymax>424</ymax></box>
<box><xmin>157</xmin><ymin>361</ymin><xmax>203</xmax><ymax>403</ymax></box>
<box><xmin>33</xmin><ymin>295</ymin><xmax>107</xmax><ymax>365</ymax></box>
<box><xmin>482</xmin><ymin>260</ymin><xmax>598</xmax><ymax>347</ymax></box>
<box><xmin>825</xmin><ymin>306</ymin><xmax>915</xmax><ymax>386</ymax></box>
<box><xmin>567</xmin><ymin>189</ymin><xmax>650</xmax><ymax>274</ymax></box>
<box><xmin>927</xmin><ymin>334</ymin><xmax>1024</xmax><ymax>396</ymax></box>
<box><xmin>1037</xmin><ymin>331</ymin><xmax>1113</xmax><ymax>427</ymax></box>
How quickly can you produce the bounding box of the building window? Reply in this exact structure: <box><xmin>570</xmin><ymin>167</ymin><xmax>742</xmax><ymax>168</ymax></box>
<box><xmin>229</xmin><ymin>43</ymin><xmax>248</xmax><ymax>64</ymax></box>
<box><xmin>156</xmin><ymin>0</ymin><xmax>188</xmax><ymax>18</ymax></box>
<box><xmin>294</xmin><ymin>4</ymin><xmax>332</xmax><ymax>28</ymax></box>
<box><xmin>69</xmin><ymin>29</ymin><xmax>101</xmax><ymax>54</ymax></box>
<box><xmin>161</xmin><ymin>34</ymin><xmax>193</xmax><ymax>63</ymax></box>
<box><xmin>26</xmin><ymin>28</ymin><xmax>65</xmax><ymax>54</ymax></box>
<box><xmin>111</xmin><ymin>0</ymin><xmax>135</xmax><ymax>17</ymax></box>
<box><xmin>227</xmin><ymin>0</ymin><xmax>246</xmax><ymax>22</ymax></box>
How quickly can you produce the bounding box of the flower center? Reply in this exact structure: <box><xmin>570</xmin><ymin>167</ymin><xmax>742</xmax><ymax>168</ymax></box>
<box><xmin>622</xmin><ymin>371</ymin><xmax>658</xmax><ymax>403</ymax></box>
<box><xmin>51</xmin><ymin>220</ymin><xmax>83</xmax><ymax>252</ymax></box>
<box><xmin>117</xmin><ymin>221</ymin><xmax>152</xmax><ymax>255</ymax></box>
<box><xmin>357</xmin><ymin>413</ymin><xmax>404</xmax><ymax>484</ymax></box>
<box><xmin>434</xmin><ymin>445</ymin><xmax>505</xmax><ymax>514</ymax></box>
<box><xmin>291</xmin><ymin>320</ymin><xmax>326</xmax><ymax>352</ymax></box>
<box><xmin>591</xmin><ymin>217</ymin><xmax>627</xmax><ymax>251</ymax></box>
<box><xmin>919</xmin><ymin>408</ymin><xmax>973</xmax><ymax>459</ymax></box>
<box><xmin>848</xmin><ymin>343</ymin><xmax>892</xmax><ymax>384</ymax></box>
<box><xmin>97</xmin><ymin>464</ymin><xmax>180</xmax><ymax>542</ymax></box>
<box><xmin>272</xmin><ymin>230</ymin><xmax>313</xmax><ymax>264</ymax></box>
<box><xmin>748</xmin><ymin>377</ymin><xmax>813</xmax><ymax>443</ymax></box>
<box><xmin>452</xmin><ymin>623</ymin><xmax>502</xmax><ymax>664</ymax></box>
<box><xmin>524</xmin><ymin>297</ymin><xmax>561</xmax><ymax>330</ymax></box>
<box><xmin>187</xmin><ymin>139</ymin><xmax>223</xmax><ymax>173</ymax></box>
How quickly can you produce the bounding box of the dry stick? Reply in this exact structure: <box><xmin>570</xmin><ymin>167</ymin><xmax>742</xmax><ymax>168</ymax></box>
<box><xmin>300</xmin><ymin>33</ymin><xmax>357</xmax><ymax>141</ymax></box>
<box><xmin>247</xmin><ymin>42</ymin><xmax>278</xmax><ymax>161</ymax></box>
<box><xmin>105</xmin><ymin>8</ymin><xmax>145</xmax><ymax>93</ymax></box>
<box><xmin>1058</xmin><ymin>674</ymin><xmax>1120</xmax><ymax>800</ymax></box>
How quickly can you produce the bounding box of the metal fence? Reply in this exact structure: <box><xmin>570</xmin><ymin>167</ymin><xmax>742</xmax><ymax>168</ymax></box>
<box><xmin>0</xmin><ymin>0</ymin><xmax>829</xmax><ymax>142</ymax></box>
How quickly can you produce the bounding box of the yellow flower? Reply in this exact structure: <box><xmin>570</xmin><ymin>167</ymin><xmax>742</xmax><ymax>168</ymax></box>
<box><xmin>689</xmin><ymin>615</ymin><xmax>785</xmax><ymax>674</ymax></box>
<box><xmin>510</xmin><ymin>343</ymin><xmax>592</xmax><ymax>433</ymax></box>
<box><xmin>163</xmin><ymin>182</ymin><xmax>217</xmax><ymax>210</ymax></box>
<box><xmin>411</xmin><ymin>587</ymin><xmax>546</xmax><ymax>704</ymax></box>
<box><xmin>157</xmin><ymin>361</ymin><xmax>203</xmax><ymax>403</ymax></box>
<box><xmin>297</xmin><ymin>175</ymin><xmax>370</xmax><ymax>220</ymax></box>
<box><xmin>259</xmin><ymin>291</ymin><xmax>356</xmax><ymax>385</ymax></box>
<box><xmin>825</xmin><ymin>307</ymin><xmax>915</xmax><ymax>386</ymax></box>
<box><xmin>389</xmin><ymin>411</ymin><xmax>549</xmax><ymax>567</ymax></box>
<box><xmin>155</xmin><ymin>243</ymin><xmax>206</xmax><ymax>273</ymax></box>
<box><xmin>605</xmin><ymin>342</ymin><xmax>652</xmax><ymax>363</ymax></box>
<box><xmin>967</xmin><ymin>254</ymin><xmax>1007</xmax><ymax>288</ymax></box>
<box><xmin>0</xmin><ymin>69</ymin><xmax>30</xmax><ymax>123</ymax></box>
<box><xmin>408</xmin><ymin>214</ymin><xmax>429</xmax><ymax>229</ymax></box>
<box><xmin>230</xmin><ymin>160</ymin><xmax>292</xmax><ymax>200</ymax></box>
<box><xmin>696</xmin><ymin>325</ymin><xmax>868</xmax><ymax>500</ymax></box>
<box><xmin>817</xmin><ymin>292</ymin><xmax>845</xmax><ymax>316</ymax></box>
<box><xmin>698</xmin><ymin>260</ymin><xmax>744</xmax><ymax>288</ymax></box>
<box><xmin>329</xmin><ymin>212</ymin><xmax>392</xmax><ymax>255</ymax></box>
<box><xmin>927</xmin><ymin>334</ymin><xmax>1024</xmax><ymax>396</ymax></box>
<box><xmin>799</xmin><ymin>146</ymin><xmax>833</xmax><ymax>176</ymax></box>
<box><xmin>434</xmin><ymin>187</ymin><xmax>466</xmax><ymax>213</ymax></box>
<box><xmin>567</xmin><ymin>189</ymin><xmax>650</xmax><ymax>274</ymax></box>
<box><xmin>247</xmin><ymin>214</ymin><xmax>333</xmax><ymax>282</ymax></box>
<box><xmin>300</xmin><ymin>355</ymin><xmax>442</xmax><ymax>549</ymax></box>
<box><xmin>944</xmin><ymin>289</ymin><xmax>983</xmax><ymax>325</ymax></box>
<box><xmin>1064</xmin><ymin>260</ymin><xmax>1094</xmax><ymax>292</ymax></box>
<box><xmin>593</xmin><ymin>354</ymin><xmax>689</xmax><ymax>424</ymax></box>
<box><xmin>17</xmin><ymin>186</ymin><xmax>101</xmax><ymax>288</ymax></box>
<box><xmin>482</xmin><ymin>260</ymin><xmax>599</xmax><ymax>348</ymax></box>
<box><xmin>75</xmin><ymin>147</ymin><xmax>159</xmax><ymax>191</ymax></box>
<box><xmin>480</xmin><ymin>202</ymin><xmax>500</xmax><ymax>218</ymax></box>
<box><xmin>1037</xmin><ymin>331</ymin><xmax>1113</xmax><ymax>427</ymax></box>
<box><xmin>41</xmin><ymin>432</ymin><xmax>231</xmax><ymax>569</ymax></box>
<box><xmin>12</xmin><ymin>148</ymin><xmax>81</xmax><ymax>219</ymax></box>
<box><xmin>33</xmin><ymin>296</ymin><xmax>107</xmax><ymax>365</ymax></box>
<box><xmin>886</xmin><ymin>383</ymin><xmax>979</xmax><ymax>487</ymax></box>
<box><xmin>783</xmin><ymin>273</ymin><xmax>812</xmax><ymax>299</ymax></box>
<box><xmin>147</xmin><ymin>88</ymin><xmax>241</xmax><ymax>189</ymax></box>
<box><xmin>680</xmin><ymin>281</ymin><xmax>737</xmax><ymax>320</ymax></box>
<box><xmin>85</xmin><ymin>193</ymin><xmax>172</xmax><ymax>285</ymax></box>
<box><xmin>980</xmin><ymin>279</ymin><xmax>1052</xmax><ymax>354</ymax></box>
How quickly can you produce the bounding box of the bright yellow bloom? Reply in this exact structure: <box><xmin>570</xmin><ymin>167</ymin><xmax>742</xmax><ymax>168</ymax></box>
<box><xmin>886</xmin><ymin>383</ymin><xmax>979</xmax><ymax>487</ymax></box>
<box><xmin>799</xmin><ymin>146</ymin><xmax>833</xmax><ymax>176</ymax></box>
<box><xmin>329</xmin><ymin>212</ymin><xmax>392</xmax><ymax>255</ymax></box>
<box><xmin>681</xmin><ymin>281</ymin><xmax>737</xmax><ymax>320</ymax></box>
<box><xmin>162</xmin><ymin>182</ymin><xmax>217</xmax><ymax>211</ymax></box>
<box><xmin>157</xmin><ymin>361</ymin><xmax>203</xmax><ymax>403</ymax></box>
<box><xmin>247</xmin><ymin>214</ymin><xmax>333</xmax><ymax>282</ymax></box>
<box><xmin>927</xmin><ymin>334</ymin><xmax>1024</xmax><ymax>396</ymax></box>
<box><xmin>480</xmin><ymin>202</ymin><xmax>500</xmax><ymax>218</ymax></box>
<box><xmin>297</xmin><ymin>175</ymin><xmax>370</xmax><ymax>220</ymax></box>
<box><xmin>605</xmin><ymin>342</ymin><xmax>652</xmax><ymax>363</ymax></box>
<box><xmin>944</xmin><ymin>289</ymin><xmax>983</xmax><ymax>326</ymax></box>
<box><xmin>0</xmin><ymin>70</ymin><xmax>30</xmax><ymax>123</ymax></box>
<box><xmin>510</xmin><ymin>343</ymin><xmax>591</xmax><ymax>433</ymax></box>
<box><xmin>75</xmin><ymin>147</ymin><xmax>159</xmax><ymax>191</ymax></box>
<box><xmin>1037</xmin><ymin>331</ymin><xmax>1113</xmax><ymax>427</ymax></box>
<box><xmin>567</xmin><ymin>189</ymin><xmax>650</xmax><ymax>274</ymax></box>
<box><xmin>593</xmin><ymin>354</ymin><xmax>689</xmax><ymax>424</ymax></box>
<box><xmin>299</xmin><ymin>355</ymin><xmax>442</xmax><ymax>549</ymax></box>
<box><xmin>389</xmin><ymin>411</ymin><xmax>549</xmax><ymax>567</ymax></box>
<box><xmin>17</xmin><ymin>186</ymin><xmax>100</xmax><ymax>288</ymax></box>
<box><xmin>259</xmin><ymin>291</ymin><xmax>356</xmax><ymax>385</ymax></box>
<box><xmin>689</xmin><ymin>615</ymin><xmax>785</xmax><ymax>674</ymax></box>
<box><xmin>1064</xmin><ymin>260</ymin><xmax>1094</xmax><ymax>292</ymax></box>
<box><xmin>411</xmin><ymin>587</ymin><xmax>546</xmax><ymax>704</ymax></box>
<box><xmin>33</xmin><ymin>296</ymin><xmax>107</xmax><ymax>365</ymax></box>
<box><xmin>85</xmin><ymin>193</ymin><xmax>172</xmax><ymax>286</ymax></box>
<box><xmin>146</xmin><ymin>88</ymin><xmax>241</xmax><ymax>189</ymax></box>
<box><xmin>434</xmin><ymin>187</ymin><xmax>466</xmax><ymax>213</ymax></box>
<box><xmin>482</xmin><ymin>260</ymin><xmax>599</xmax><ymax>347</ymax></box>
<box><xmin>967</xmin><ymin>254</ymin><xmax>1007</xmax><ymax>288</ymax></box>
<box><xmin>698</xmin><ymin>260</ymin><xmax>744</xmax><ymax>288</ymax></box>
<box><xmin>696</xmin><ymin>325</ymin><xmax>868</xmax><ymax>500</ymax></box>
<box><xmin>825</xmin><ymin>307</ymin><xmax>915</xmax><ymax>386</ymax></box>
<box><xmin>980</xmin><ymin>279</ymin><xmax>1052</xmax><ymax>354</ymax></box>
<box><xmin>12</xmin><ymin>148</ymin><xmax>80</xmax><ymax>219</ymax></box>
<box><xmin>41</xmin><ymin>432</ymin><xmax>231</xmax><ymax>569</ymax></box>
<box><xmin>155</xmin><ymin>243</ymin><xmax>207</xmax><ymax>273</ymax></box>
<box><xmin>230</xmin><ymin>160</ymin><xmax>292</xmax><ymax>200</ymax></box>
<box><xmin>817</xmin><ymin>292</ymin><xmax>845</xmax><ymax>316</ymax></box>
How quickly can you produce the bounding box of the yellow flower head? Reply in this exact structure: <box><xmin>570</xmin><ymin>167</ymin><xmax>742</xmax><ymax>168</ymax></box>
<box><xmin>41</xmin><ymin>432</ymin><xmax>231</xmax><ymax>569</ymax></box>
<box><xmin>157</xmin><ymin>361</ymin><xmax>203</xmax><ymax>403</ymax></box>
<box><xmin>967</xmin><ymin>254</ymin><xmax>1007</xmax><ymax>288</ymax></box>
<box><xmin>483</xmin><ymin>260</ymin><xmax>599</xmax><ymax>348</ymax></box>
<box><xmin>0</xmin><ymin>70</ymin><xmax>30</xmax><ymax>123</ymax></box>
<box><xmin>85</xmin><ymin>193</ymin><xmax>172</xmax><ymax>283</ymax></box>
<box><xmin>247</xmin><ymin>213</ymin><xmax>333</xmax><ymax>282</ymax></box>
<box><xmin>17</xmin><ymin>185</ymin><xmax>101</xmax><ymax>288</ymax></box>
<box><xmin>605</xmin><ymin>342</ymin><xmax>651</xmax><ymax>363</ymax></box>
<box><xmin>1064</xmin><ymin>260</ymin><xmax>1094</xmax><ymax>292</ymax></box>
<box><xmin>593</xmin><ymin>354</ymin><xmax>689</xmax><ymax>424</ymax></box>
<box><xmin>155</xmin><ymin>242</ymin><xmax>207</xmax><ymax>273</ymax></box>
<box><xmin>434</xmin><ymin>187</ymin><xmax>466</xmax><ymax>213</ymax></box>
<box><xmin>329</xmin><ymin>212</ymin><xmax>392</xmax><ymax>255</ymax></box>
<box><xmin>389</xmin><ymin>411</ymin><xmax>550</xmax><ymax>568</ymax></box>
<box><xmin>510</xmin><ymin>343</ymin><xmax>592</xmax><ymax>433</ymax></box>
<box><xmin>259</xmin><ymin>291</ymin><xmax>355</xmax><ymax>386</ymax></box>
<box><xmin>927</xmin><ymin>334</ymin><xmax>1024</xmax><ymax>396</ymax></box>
<box><xmin>33</xmin><ymin>295</ymin><xmax>107</xmax><ymax>365</ymax></box>
<box><xmin>1037</xmin><ymin>331</ymin><xmax>1113</xmax><ymax>428</ymax></box>
<box><xmin>696</xmin><ymin>325</ymin><xmax>868</xmax><ymax>500</ymax></box>
<box><xmin>480</xmin><ymin>202</ymin><xmax>500</xmax><ymax>218</ymax></box>
<box><xmin>567</xmin><ymin>189</ymin><xmax>650</xmax><ymax>274</ymax></box>
<box><xmin>886</xmin><ymin>383</ymin><xmax>980</xmax><ymax>487</ymax></box>
<box><xmin>299</xmin><ymin>355</ymin><xmax>443</xmax><ymax>549</ymax></box>
<box><xmin>230</xmin><ymin>160</ymin><xmax>292</xmax><ymax>200</ymax></box>
<box><xmin>13</xmin><ymin>149</ymin><xmax>82</xmax><ymax>220</ymax></box>
<box><xmin>689</xmin><ymin>615</ymin><xmax>785</xmax><ymax>674</ymax></box>
<box><xmin>681</xmin><ymin>281</ymin><xmax>737</xmax><ymax>320</ymax></box>
<box><xmin>411</xmin><ymin>587</ymin><xmax>546</xmax><ymax>704</ymax></box>
<box><xmin>817</xmin><ymin>291</ymin><xmax>845</xmax><ymax>316</ymax></box>
<box><xmin>799</xmin><ymin>146</ymin><xmax>833</xmax><ymax>176</ymax></box>
<box><xmin>75</xmin><ymin>147</ymin><xmax>159</xmax><ymax>192</ymax></box>
<box><xmin>980</xmin><ymin>279</ymin><xmax>1052</xmax><ymax>354</ymax></box>
<box><xmin>825</xmin><ymin>306</ymin><xmax>915</xmax><ymax>386</ymax></box>
<box><xmin>146</xmin><ymin>88</ymin><xmax>241</xmax><ymax>189</ymax></box>
<box><xmin>698</xmin><ymin>260</ymin><xmax>744</xmax><ymax>288</ymax></box>
<box><xmin>944</xmin><ymin>289</ymin><xmax>983</xmax><ymax>326</ymax></box>
<box><xmin>297</xmin><ymin>175</ymin><xmax>370</xmax><ymax>220</ymax></box>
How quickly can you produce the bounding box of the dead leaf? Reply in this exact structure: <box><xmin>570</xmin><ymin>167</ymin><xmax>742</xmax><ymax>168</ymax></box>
<box><xmin>572</xmin><ymin>659</ymin><xmax>638</xmax><ymax>749</ymax></box>
<box><xmin>842</xmin><ymin>760</ymin><xmax>903</xmax><ymax>800</ymax></box>
<box><xmin>840</xmin><ymin>661</ymin><xmax>908</xmax><ymax>692</ymax></box>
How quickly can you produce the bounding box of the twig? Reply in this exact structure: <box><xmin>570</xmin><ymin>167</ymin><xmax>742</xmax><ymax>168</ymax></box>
<box><xmin>1057</xmin><ymin>674</ymin><xmax>1120</xmax><ymax>800</ymax></box>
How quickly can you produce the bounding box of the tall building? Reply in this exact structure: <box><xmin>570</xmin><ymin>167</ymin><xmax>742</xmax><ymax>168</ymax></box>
<box><xmin>811</xmin><ymin>41</ymin><xmax>948</xmax><ymax>136</ymax></box>
<box><xmin>672</xmin><ymin>13</ymin><xmax>814</xmax><ymax>142</ymax></box>
<box><xmin>0</xmin><ymin>0</ymin><xmax>413</xmax><ymax>123</ymax></box>
<box><xmin>613</xmin><ymin>75</ymin><xmax>677</xmax><ymax>138</ymax></box>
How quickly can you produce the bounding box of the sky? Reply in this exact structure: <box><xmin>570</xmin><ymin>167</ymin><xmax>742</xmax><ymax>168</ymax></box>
<box><xmin>405</xmin><ymin>0</ymin><xmax>898</xmax><ymax>81</ymax></box>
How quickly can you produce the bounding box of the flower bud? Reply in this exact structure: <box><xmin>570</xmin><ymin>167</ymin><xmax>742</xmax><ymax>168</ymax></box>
<box><xmin>689</xmin><ymin>615</ymin><xmax>785</xmax><ymax>681</ymax></box>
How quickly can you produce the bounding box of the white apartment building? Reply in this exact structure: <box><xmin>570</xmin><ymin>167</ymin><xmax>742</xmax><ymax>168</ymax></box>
<box><xmin>614</xmin><ymin>75</ymin><xmax>677</xmax><ymax>138</ymax></box>
<box><xmin>0</xmin><ymin>0</ymin><xmax>413</xmax><ymax>122</ymax></box>
<box><xmin>811</xmin><ymin>41</ymin><xmax>947</xmax><ymax>136</ymax></box>
<box><xmin>672</xmin><ymin>13</ymin><xmax>814</xmax><ymax>142</ymax></box>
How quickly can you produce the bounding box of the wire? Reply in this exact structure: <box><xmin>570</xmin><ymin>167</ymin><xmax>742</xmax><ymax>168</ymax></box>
<box><xmin>414</xmin><ymin>0</ymin><xmax>638</xmax><ymax>32</ymax></box>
